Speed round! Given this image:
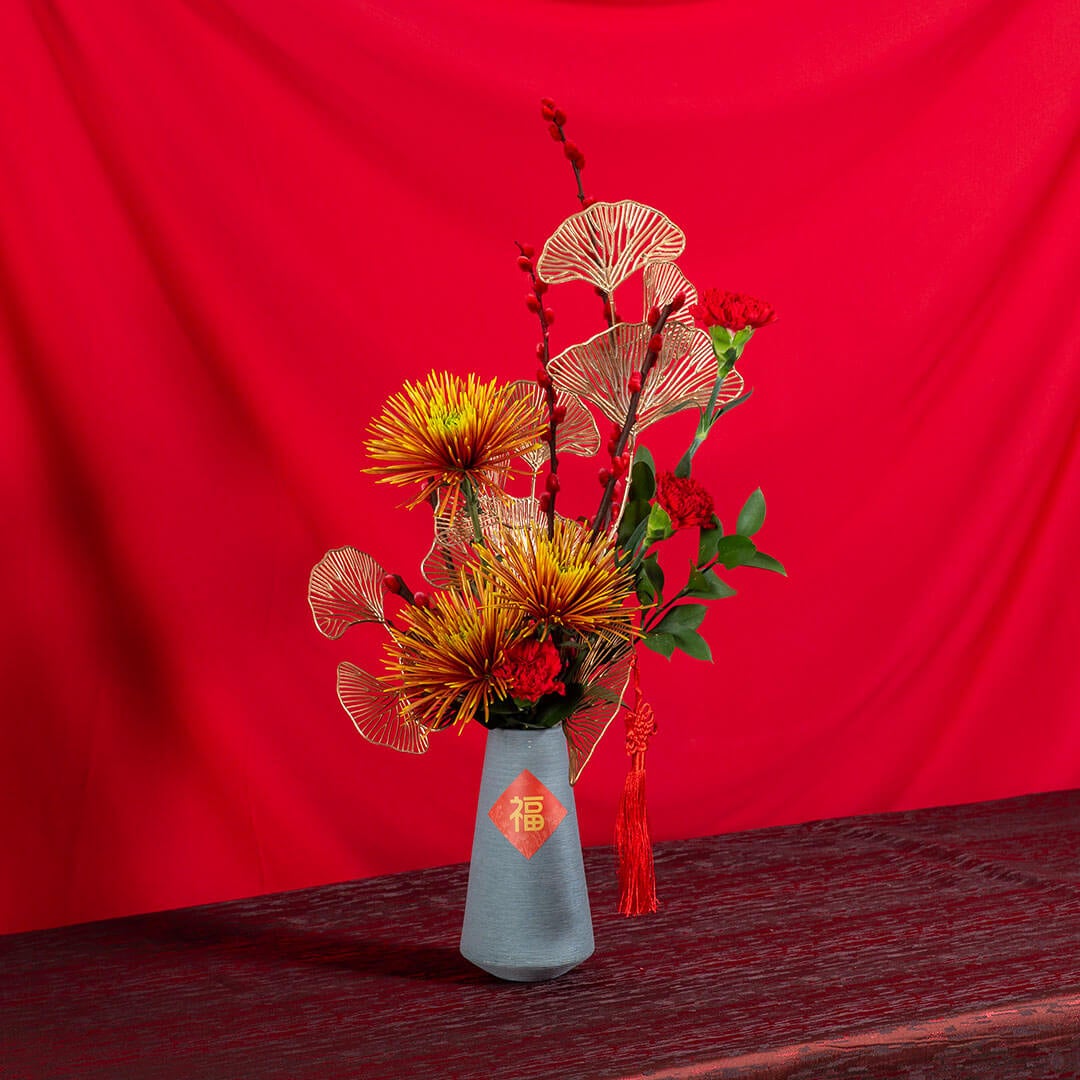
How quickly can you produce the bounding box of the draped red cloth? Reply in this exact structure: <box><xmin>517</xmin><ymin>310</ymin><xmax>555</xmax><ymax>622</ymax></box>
<box><xmin>1</xmin><ymin>0</ymin><xmax>1077</xmax><ymax>934</ymax></box>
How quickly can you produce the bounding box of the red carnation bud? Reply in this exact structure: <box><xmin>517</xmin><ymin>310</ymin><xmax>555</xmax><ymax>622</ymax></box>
<box><xmin>381</xmin><ymin>574</ymin><xmax>401</xmax><ymax>594</ymax></box>
<box><xmin>412</xmin><ymin>591</ymin><xmax>429</xmax><ymax>608</ymax></box>
<box><xmin>548</xmin><ymin>123</ymin><xmax>562</xmax><ymax>141</ymax></box>
<box><xmin>540</xmin><ymin>105</ymin><xmax>555</xmax><ymax>121</ymax></box>
<box><xmin>540</xmin><ymin>97</ymin><xmax>556</xmax><ymax>109</ymax></box>
<box><xmin>545</xmin><ymin>472</ymin><xmax>560</xmax><ymax>493</ymax></box>
<box><xmin>628</xmin><ymin>371</ymin><xmax>643</xmax><ymax>393</ymax></box>
<box><xmin>543</xmin><ymin>308</ymin><xmax>555</xmax><ymax>325</ymax></box>
<box><xmin>553</xmin><ymin>108</ymin><xmax>567</xmax><ymax>125</ymax></box>
<box><xmin>533</xmin><ymin>279</ymin><xmax>548</xmax><ymax>295</ymax></box>
<box><xmin>647</xmin><ymin>305</ymin><xmax>661</xmax><ymax>326</ymax></box>
<box><xmin>552</xmin><ymin>404</ymin><xmax>567</xmax><ymax>422</ymax></box>
<box><xmin>520</xmin><ymin>243</ymin><xmax>535</xmax><ymax>258</ymax></box>
<box><xmin>517</xmin><ymin>256</ymin><xmax>533</xmax><ymax>272</ymax></box>
<box><xmin>648</xmin><ymin>333</ymin><xmax>663</xmax><ymax>354</ymax></box>
<box><xmin>598</xmin><ymin>467</ymin><xmax>611</xmax><ymax>485</ymax></box>
<box><xmin>671</xmin><ymin>291</ymin><xmax>686</xmax><ymax>311</ymax></box>
<box><xmin>538</xmin><ymin>491</ymin><xmax>551</xmax><ymax>511</ymax></box>
<box><xmin>536</xmin><ymin>366</ymin><xmax>551</xmax><ymax>387</ymax></box>
<box><xmin>526</xmin><ymin>294</ymin><xmax>541</xmax><ymax>312</ymax></box>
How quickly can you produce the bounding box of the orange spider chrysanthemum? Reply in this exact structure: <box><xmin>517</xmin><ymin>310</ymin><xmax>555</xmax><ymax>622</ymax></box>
<box><xmin>389</xmin><ymin>578</ymin><xmax>527</xmax><ymax>731</ymax></box>
<box><xmin>365</xmin><ymin>372</ymin><xmax>546</xmax><ymax>514</ymax></box>
<box><xmin>482</xmin><ymin>519</ymin><xmax>635</xmax><ymax>639</ymax></box>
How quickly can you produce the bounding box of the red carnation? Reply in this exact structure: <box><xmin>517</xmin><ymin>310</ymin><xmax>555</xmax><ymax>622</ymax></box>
<box><xmin>494</xmin><ymin>638</ymin><xmax>566</xmax><ymax>703</ymax></box>
<box><xmin>656</xmin><ymin>472</ymin><xmax>715</xmax><ymax>530</ymax></box>
<box><xmin>689</xmin><ymin>289</ymin><xmax>776</xmax><ymax>333</ymax></box>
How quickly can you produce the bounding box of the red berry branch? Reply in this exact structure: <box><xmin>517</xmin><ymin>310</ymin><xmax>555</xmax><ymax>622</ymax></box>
<box><xmin>540</xmin><ymin>98</ymin><xmax>615</xmax><ymax>328</ymax></box>
<box><xmin>516</xmin><ymin>240</ymin><xmax>560</xmax><ymax>538</ymax></box>
<box><xmin>590</xmin><ymin>293</ymin><xmax>686</xmax><ymax>539</ymax></box>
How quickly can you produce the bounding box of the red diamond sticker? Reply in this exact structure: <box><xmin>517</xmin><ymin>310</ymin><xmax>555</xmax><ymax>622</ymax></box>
<box><xmin>488</xmin><ymin>770</ymin><xmax>567</xmax><ymax>859</ymax></box>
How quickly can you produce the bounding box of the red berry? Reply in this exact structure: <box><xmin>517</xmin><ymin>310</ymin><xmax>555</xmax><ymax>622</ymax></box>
<box><xmin>540</xmin><ymin>105</ymin><xmax>555</xmax><ymax>121</ymax></box>
<box><xmin>563</xmin><ymin>141</ymin><xmax>579</xmax><ymax>161</ymax></box>
<box><xmin>647</xmin><ymin>305</ymin><xmax>661</xmax><ymax>326</ymax></box>
<box><xmin>582</xmin><ymin>196</ymin><xmax>597</xmax><ymax>208</ymax></box>
<box><xmin>549</xmin><ymin>123</ymin><xmax>562</xmax><ymax>141</ymax></box>
<box><xmin>536</xmin><ymin>367</ymin><xmax>551</xmax><ymax>387</ymax></box>
<box><xmin>526</xmin><ymin>295</ymin><xmax>541</xmax><ymax>313</ymax></box>
<box><xmin>598</xmin><ymin>468</ymin><xmax>611</xmax><ymax>486</ymax></box>
<box><xmin>517</xmin><ymin>256</ymin><xmax>533</xmax><ymax>272</ymax></box>
<box><xmin>381</xmin><ymin>574</ymin><xmax>401</xmax><ymax>594</ymax></box>
<box><xmin>671</xmin><ymin>291</ymin><xmax>686</xmax><ymax>311</ymax></box>
<box><xmin>533</xmin><ymin>279</ymin><xmax>548</xmax><ymax>295</ymax></box>
<box><xmin>610</xmin><ymin>422</ymin><xmax>623</xmax><ymax>440</ymax></box>
<box><xmin>648</xmin><ymin>333</ymin><xmax>663</xmax><ymax>354</ymax></box>
<box><xmin>606</xmin><ymin>436</ymin><xmax>618</xmax><ymax>454</ymax></box>
<box><xmin>540</xmin><ymin>97</ymin><xmax>555</xmax><ymax>109</ymax></box>
<box><xmin>538</xmin><ymin>491</ymin><xmax>551</xmax><ymax>511</ymax></box>
<box><xmin>520</xmin><ymin>243</ymin><xmax>535</xmax><ymax>258</ymax></box>
<box><xmin>412</xmin><ymin>591</ymin><xmax>429</xmax><ymax>608</ymax></box>
<box><xmin>545</xmin><ymin>472</ymin><xmax>560</xmax><ymax>493</ymax></box>
<box><xmin>536</xmin><ymin>342</ymin><xmax>546</xmax><ymax>359</ymax></box>
<box><xmin>553</xmin><ymin>108</ymin><xmax>567</xmax><ymax>125</ymax></box>
<box><xmin>543</xmin><ymin>308</ymin><xmax>555</xmax><ymax>325</ymax></box>
<box><xmin>628</xmin><ymin>371</ymin><xmax>643</xmax><ymax>393</ymax></box>
<box><xmin>552</xmin><ymin>404</ymin><xmax>567</xmax><ymax>422</ymax></box>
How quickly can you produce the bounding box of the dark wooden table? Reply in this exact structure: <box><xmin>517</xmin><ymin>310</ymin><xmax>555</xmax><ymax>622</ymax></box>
<box><xmin>3</xmin><ymin>790</ymin><xmax>1079</xmax><ymax>1078</ymax></box>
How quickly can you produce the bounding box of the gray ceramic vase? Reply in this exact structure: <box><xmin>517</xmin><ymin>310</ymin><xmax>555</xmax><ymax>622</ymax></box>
<box><xmin>459</xmin><ymin>726</ymin><xmax>594</xmax><ymax>981</ymax></box>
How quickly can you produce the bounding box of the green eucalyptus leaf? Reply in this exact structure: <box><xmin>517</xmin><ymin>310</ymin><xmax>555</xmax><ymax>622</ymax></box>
<box><xmin>746</xmin><ymin>551</ymin><xmax>787</xmax><ymax>576</ymax></box>
<box><xmin>672</xmin><ymin>628</ymin><xmax>713</xmax><ymax>662</ymax></box>
<box><xmin>642</xmin><ymin>631</ymin><xmax>676</xmax><ymax>659</ymax></box>
<box><xmin>646</xmin><ymin>502</ymin><xmax>673</xmax><ymax>541</ymax></box>
<box><xmin>697</xmin><ymin>520</ymin><xmax>722</xmax><ymax>563</ymax></box>
<box><xmin>628</xmin><ymin>460</ymin><xmax>655</xmax><ymax>504</ymax></box>
<box><xmin>632</xmin><ymin>444</ymin><xmax>655</xmax><ymax>474</ymax></box>
<box><xmin>713</xmin><ymin>534</ymin><xmax>757</xmax><ymax>568</ymax></box>
<box><xmin>635</xmin><ymin>553</ymin><xmax>664</xmax><ymax>604</ymax></box>
<box><xmin>654</xmin><ymin>603</ymin><xmax>707</xmax><ymax>635</ymax></box>
<box><xmin>685</xmin><ymin>565</ymin><xmax>736</xmax><ymax>600</ymax></box>
<box><xmin>736</xmin><ymin>488</ymin><xmax>766</xmax><ymax>537</ymax></box>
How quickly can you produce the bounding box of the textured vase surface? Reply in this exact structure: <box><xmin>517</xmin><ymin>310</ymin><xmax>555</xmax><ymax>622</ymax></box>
<box><xmin>459</xmin><ymin>726</ymin><xmax>594</xmax><ymax>981</ymax></box>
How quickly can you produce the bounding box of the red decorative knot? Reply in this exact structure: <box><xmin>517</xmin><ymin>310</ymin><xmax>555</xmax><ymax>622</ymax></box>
<box><xmin>548</xmin><ymin>123</ymin><xmax>562</xmax><ymax>141</ymax></box>
<box><xmin>627</xmin><ymin>371</ymin><xmax>643</xmax><ymax>394</ymax></box>
<box><xmin>538</xmin><ymin>491</ymin><xmax>551</xmax><ymax>511</ymax></box>
<box><xmin>542</xmin><ymin>308</ymin><xmax>555</xmax><ymax>325</ymax></box>
<box><xmin>534</xmin><ymin>279</ymin><xmax>548</xmax><ymax>295</ymax></box>
<box><xmin>517</xmin><ymin>256</ymin><xmax>533</xmax><ymax>272</ymax></box>
<box><xmin>648</xmin><ymin>334</ymin><xmax>664</xmax><ymax>355</ymax></box>
<box><xmin>381</xmin><ymin>573</ymin><xmax>401</xmax><ymax>594</ymax></box>
<box><xmin>625</xmin><ymin>700</ymin><xmax>657</xmax><ymax>757</ymax></box>
<box><xmin>526</xmin><ymin>294</ymin><xmax>541</xmax><ymax>313</ymax></box>
<box><xmin>647</xmin><ymin>305</ymin><xmax>661</xmax><ymax>326</ymax></box>
<box><xmin>536</xmin><ymin>367</ymin><xmax>551</xmax><ymax>387</ymax></box>
<box><xmin>545</xmin><ymin>472</ymin><xmax>560</xmax><ymax>494</ymax></box>
<box><xmin>412</xmin><ymin>590</ymin><xmax>430</xmax><ymax>608</ymax></box>
<box><xmin>520</xmin><ymin>243</ymin><xmax>535</xmax><ymax>258</ymax></box>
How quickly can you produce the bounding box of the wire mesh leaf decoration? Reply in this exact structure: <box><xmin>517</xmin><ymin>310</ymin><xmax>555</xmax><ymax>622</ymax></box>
<box><xmin>506</xmin><ymin>381</ymin><xmax>600</xmax><ymax>472</ymax></box>
<box><xmin>643</xmin><ymin>261</ymin><xmax>698</xmax><ymax>327</ymax></box>
<box><xmin>537</xmin><ymin>201</ymin><xmax>686</xmax><ymax>295</ymax></box>
<box><xmin>548</xmin><ymin>321</ymin><xmax>719</xmax><ymax>433</ymax></box>
<box><xmin>563</xmin><ymin>634</ymin><xmax>634</xmax><ymax>784</ymax></box>
<box><xmin>309</xmin><ymin>547</ymin><xmax>387</xmax><ymax>639</ymax></box>
<box><xmin>337</xmin><ymin>663</ymin><xmax>430</xmax><ymax>754</ymax></box>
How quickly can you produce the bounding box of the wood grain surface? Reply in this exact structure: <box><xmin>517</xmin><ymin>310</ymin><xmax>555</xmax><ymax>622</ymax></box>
<box><xmin>3</xmin><ymin>790</ymin><xmax>1079</xmax><ymax>1078</ymax></box>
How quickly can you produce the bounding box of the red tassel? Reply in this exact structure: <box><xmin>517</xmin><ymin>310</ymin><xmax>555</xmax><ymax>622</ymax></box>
<box><xmin>615</xmin><ymin>656</ymin><xmax>658</xmax><ymax>915</ymax></box>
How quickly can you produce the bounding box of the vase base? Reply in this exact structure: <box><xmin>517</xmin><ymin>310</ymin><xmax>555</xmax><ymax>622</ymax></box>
<box><xmin>459</xmin><ymin>943</ymin><xmax>594</xmax><ymax>982</ymax></box>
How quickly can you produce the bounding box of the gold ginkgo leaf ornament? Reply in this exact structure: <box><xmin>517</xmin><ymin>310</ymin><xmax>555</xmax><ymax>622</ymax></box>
<box><xmin>536</xmin><ymin>201</ymin><xmax>686</xmax><ymax>295</ymax></box>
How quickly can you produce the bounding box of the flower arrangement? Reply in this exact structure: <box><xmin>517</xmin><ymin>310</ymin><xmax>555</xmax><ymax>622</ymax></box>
<box><xmin>308</xmin><ymin>99</ymin><xmax>784</xmax><ymax>915</ymax></box>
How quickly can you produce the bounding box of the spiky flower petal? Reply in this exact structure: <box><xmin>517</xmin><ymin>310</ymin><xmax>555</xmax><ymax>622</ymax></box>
<box><xmin>365</xmin><ymin>372</ymin><xmax>545</xmax><ymax>514</ymax></box>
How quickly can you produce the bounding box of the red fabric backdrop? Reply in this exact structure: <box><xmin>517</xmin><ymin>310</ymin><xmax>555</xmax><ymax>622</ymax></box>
<box><xmin>1</xmin><ymin>0</ymin><xmax>1077</xmax><ymax>935</ymax></box>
